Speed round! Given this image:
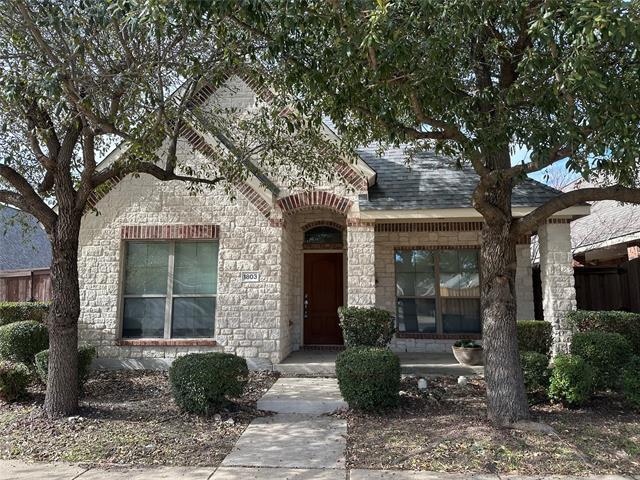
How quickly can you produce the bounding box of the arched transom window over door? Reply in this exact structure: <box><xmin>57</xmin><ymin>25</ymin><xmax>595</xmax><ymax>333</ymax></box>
<box><xmin>303</xmin><ymin>226</ymin><xmax>343</xmax><ymax>246</ymax></box>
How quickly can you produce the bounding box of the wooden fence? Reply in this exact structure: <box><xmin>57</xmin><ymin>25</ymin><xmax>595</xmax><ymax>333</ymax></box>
<box><xmin>0</xmin><ymin>268</ymin><xmax>51</xmax><ymax>302</ymax></box>
<box><xmin>533</xmin><ymin>258</ymin><xmax>640</xmax><ymax>317</ymax></box>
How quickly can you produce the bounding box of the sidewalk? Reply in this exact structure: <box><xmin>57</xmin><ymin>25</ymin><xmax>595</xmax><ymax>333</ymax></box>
<box><xmin>0</xmin><ymin>460</ymin><xmax>636</xmax><ymax>480</ymax></box>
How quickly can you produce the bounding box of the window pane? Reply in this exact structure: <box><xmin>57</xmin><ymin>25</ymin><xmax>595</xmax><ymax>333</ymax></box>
<box><xmin>415</xmin><ymin>272</ymin><xmax>436</xmax><ymax>296</ymax></box>
<box><xmin>174</xmin><ymin>242</ymin><xmax>218</xmax><ymax>294</ymax></box>
<box><xmin>413</xmin><ymin>250</ymin><xmax>434</xmax><ymax>272</ymax></box>
<box><xmin>442</xmin><ymin>298</ymin><xmax>481</xmax><ymax>333</ymax></box>
<box><xmin>396</xmin><ymin>273</ymin><xmax>416</xmax><ymax>297</ymax></box>
<box><xmin>439</xmin><ymin>250</ymin><xmax>459</xmax><ymax>273</ymax></box>
<box><xmin>395</xmin><ymin>250</ymin><xmax>414</xmax><ymax>272</ymax></box>
<box><xmin>459</xmin><ymin>250</ymin><xmax>479</xmax><ymax>272</ymax></box>
<box><xmin>124</xmin><ymin>242</ymin><xmax>169</xmax><ymax>295</ymax></box>
<box><xmin>122</xmin><ymin>298</ymin><xmax>165</xmax><ymax>338</ymax></box>
<box><xmin>304</xmin><ymin>226</ymin><xmax>342</xmax><ymax>244</ymax></box>
<box><xmin>397</xmin><ymin>298</ymin><xmax>436</xmax><ymax>333</ymax></box>
<box><xmin>172</xmin><ymin>297</ymin><xmax>216</xmax><ymax>338</ymax></box>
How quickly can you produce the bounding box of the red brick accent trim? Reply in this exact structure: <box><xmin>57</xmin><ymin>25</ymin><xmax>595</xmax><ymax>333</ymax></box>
<box><xmin>277</xmin><ymin>192</ymin><xmax>353</xmax><ymax>215</ymax></box>
<box><xmin>86</xmin><ymin>176</ymin><xmax>123</xmax><ymax>210</ymax></box>
<box><xmin>269</xmin><ymin>218</ymin><xmax>286</xmax><ymax>228</ymax></box>
<box><xmin>396</xmin><ymin>333</ymin><xmax>481</xmax><ymax>340</ymax></box>
<box><xmin>121</xmin><ymin>224</ymin><xmax>219</xmax><ymax>240</ymax></box>
<box><xmin>335</xmin><ymin>162</ymin><xmax>368</xmax><ymax>191</ymax></box>
<box><xmin>302</xmin><ymin>221</ymin><xmax>345</xmax><ymax>231</ymax></box>
<box><xmin>301</xmin><ymin>345</ymin><xmax>346</xmax><ymax>351</ymax></box>
<box><xmin>547</xmin><ymin>218</ymin><xmax>571</xmax><ymax>224</ymax></box>
<box><xmin>375</xmin><ymin>221</ymin><xmax>484</xmax><ymax>232</ymax></box>
<box><xmin>116</xmin><ymin>339</ymin><xmax>217</xmax><ymax>347</ymax></box>
<box><xmin>395</xmin><ymin>244</ymin><xmax>479</xmax><ymax>251</ymax></box>
<box><xmin>303</xmin><ymin>243</ymin><xmax>344</xmax><ymax>250</ymax></box>
<box><xmin>346</xmin><ymin>218</ymin><xmax>376</xmax><ymax>228</ymax></box>
<box><xmin>516</xmin><ymin>234</ymin><xmax>532</xmax><ymax>245</ymax></box>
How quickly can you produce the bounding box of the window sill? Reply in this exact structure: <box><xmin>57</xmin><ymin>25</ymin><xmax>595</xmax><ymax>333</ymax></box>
<box><xmin>396</xmin><ymin>333</ymin><xmax>481</xmax><ymax>340</ymax></box>
<box><xmin>116</xmin><ymin>339</ymin><xmax>217</xmax><ymax>347</ymax></box>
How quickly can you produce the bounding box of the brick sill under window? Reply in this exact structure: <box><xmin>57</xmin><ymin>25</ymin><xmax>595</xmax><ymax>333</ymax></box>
<box><xmin>396</xmin><ymin>333</ymin><xmax>481</xmax><ymax>340</ymax></box>
<box><xmin>116</xmin><ymin>339</ymin><xmax>217</xmax><ymax>347</ymax></box>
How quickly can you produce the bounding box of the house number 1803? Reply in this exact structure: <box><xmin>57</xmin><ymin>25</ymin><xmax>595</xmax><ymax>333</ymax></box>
<box><xmin>241</xmin><ymin>272</ymin><xmax>260</xmax><ymax>282</ymax></box>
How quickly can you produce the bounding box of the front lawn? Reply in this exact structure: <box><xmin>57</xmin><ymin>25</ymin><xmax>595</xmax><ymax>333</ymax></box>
<box><xmin>343</xmin><ymin>376</ymin><xmax>640</xmax><ymax>476</ymax></box>
<box><xmin>0</xmin><ymin>370</ymin><xmax>278</xmax><ymax>466</ymax></box>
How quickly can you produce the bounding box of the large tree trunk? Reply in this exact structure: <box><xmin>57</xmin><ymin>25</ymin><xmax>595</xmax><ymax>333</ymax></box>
<box><xmin>44</xmin><ymin>213</ymin><xmax>81</xmax><ymax>418</ymax></box>
<box><xmin>476</xmin><ymin>150</ymin><xmax>530</xmax><ymax>425</ymax></box>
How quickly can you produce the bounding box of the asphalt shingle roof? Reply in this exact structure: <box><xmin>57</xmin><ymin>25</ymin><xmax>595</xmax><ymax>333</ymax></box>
<box><xmin>356</xmin><ymin>146</ymin><xmax>563</xmax><ymax>210</ymax></box>
<box><xmin>0</xmin><ymin>206</ymin><xmax>52</xmax><ymax>271</ymax></box>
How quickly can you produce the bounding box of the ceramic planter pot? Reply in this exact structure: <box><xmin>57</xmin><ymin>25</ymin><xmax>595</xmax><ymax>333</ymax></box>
<box><xmin>452</xmin><ymin>346</ymin><xmax>484</xmax><ymax>366</ymax></box>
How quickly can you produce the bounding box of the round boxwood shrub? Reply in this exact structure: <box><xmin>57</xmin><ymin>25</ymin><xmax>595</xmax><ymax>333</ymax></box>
<box><xmin>338</xmin><ymin>306</ymin><xmax>395</xmax><ymax>348</ymax></box>
<box><xmin>622</xmin><ymin>356</ymin><xmax>640</xmax><ymax>409</ymax></box>
<box><xmin>517</xmin><ymin>320</ymin><xmax>552</xmax><ymax>356</ymax></box>
<box><xmin>570</xmin><ymin>331</ymin><xmax>631</xmax><ymax>390</ymax></box>
<box><xmin>0</xmin><ymin>360</ymin><xmax>31</xmax><ymax>402</ymax></box>
<box><xmin>520</xmin><ymin>351</ymin><xmax>551</xmax><ymax>398</ymax></box>
<box><xmin>335</xmin><ymin>347</ymin><xmax>400</xmax><ymax>411</ymax></box>
<box><xmin>568</xmin><ymin>310</ymin><xmax>640</xmax><ymax>354</ymax></box>
<box><xmin>0</xmin><ymin>320</ymin><xmax>48</xmax><ymax>365</ymax></box>
<box><xmin>548</xmin><ymin>354</ymin><xmax>594</xmax><ymax>407</ymax></box>
<box><xmin>169</xmin><ymin>352</ymin><xmax>248</xmax><ymax>415</ymax></box>
<box><xmin>34</xmin><ymin>345</ymin><xmax>97</xmax><ymax>387</ymax></box>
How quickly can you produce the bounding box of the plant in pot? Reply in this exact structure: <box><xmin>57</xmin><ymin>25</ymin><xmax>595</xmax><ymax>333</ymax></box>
<box><xmin>452</xmin><ymin>340</ymin><xmax>483</xmax><ymax>366</ymax></box>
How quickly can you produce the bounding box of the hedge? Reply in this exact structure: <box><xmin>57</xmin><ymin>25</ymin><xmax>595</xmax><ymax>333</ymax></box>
<box><xmin>570</xmin><ymin>331</ymin><xmax>631</xmax><ymax>390</ymax></box>
<box><xmin>0</xmin><ymin>302</ymin><xmax>49</xmax><ymax>326</ymax></box>
<box><xmin>517</xmin><ymin>320</ymin><xmax>552</xmax><ymax>356</ymax></box>
<box><xmin>567</xmin><ymin>310</ymin><xmax>640</xmax><ymax>354</ymax></box>
<box><xmin>169</xmin><ymin>352</ymin><xmax>248</xmax><ymax>415</ymax></box>
<box><xmin>335</xmin><ymin>347</ymin><xmax>400</xmax><ymax>411</ymax></box>
<box><xmin>622</xmin><ymin>356</ymin><xmax>640</xmax><ymax>408</ymax></box>
<box><xmin>0</xmin><ymin>320</ymin><xmax>49</xmax><ymax>365</ymax></box>
<box><xmin>34</xmin><ymin>345</ymin><xmax>96</xmax><ymax>388</ymax></box>
<box><xmin>338</xmin><ymin>306</ymin><xmax>395</xmax><ymax>348</ymax></box>
<box><xmin>520</xmin><ymin>351</ymin><xmax>551</xmax><ymax>398</ymax></box>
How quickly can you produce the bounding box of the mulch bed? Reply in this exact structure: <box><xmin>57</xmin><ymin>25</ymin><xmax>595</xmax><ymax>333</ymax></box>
<box><xmin>0</xmin><ymin>370</ymin><xmax>279</xmax><ymax>466</ymax></box>
<box><xmin>343</xmin><ymin>376</ymin><xmax>640</xmax><ymax>476</ymax></box>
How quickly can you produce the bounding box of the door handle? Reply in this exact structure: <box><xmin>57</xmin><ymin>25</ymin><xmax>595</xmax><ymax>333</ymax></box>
<box><xmin>304</xmin><ymin>293</ymin><xmax>310</xmax><ymax>319</ymax></box>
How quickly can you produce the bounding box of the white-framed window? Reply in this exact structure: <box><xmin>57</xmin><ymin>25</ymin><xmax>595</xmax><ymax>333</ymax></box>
<box><xmin>121</xmin><ymin>240</ymin><xmax>219</xmax><ymax>339</ymax></box>
<box><xmin>395</xmin><ymin>248</ymin><xmax>481</xmax><ymax>334</ymax></box>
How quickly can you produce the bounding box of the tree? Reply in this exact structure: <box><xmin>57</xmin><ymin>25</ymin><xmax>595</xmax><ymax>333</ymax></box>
<box><xmin>195</xmin><ymin>0</ymin><xmax>640</xmax><ymax>424</ymax></box>
<box><xmin>0</xmin><ymin>0</ymin><xmax>337</xmax><ymax>417</ymax></box>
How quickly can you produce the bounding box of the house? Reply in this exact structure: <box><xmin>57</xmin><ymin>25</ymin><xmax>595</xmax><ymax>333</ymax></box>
<box><xmin>78</xmin><ymin>74</ymin><xmax>590</xmax><ymax>369</ymax></box>
<box><xmin>0</xmin><ymin>206</ymin><xmax>52</xmax><ymax>302</ymax></box>
<box><xmin>566</xmin><ymin>179</ymin><xmax>640</xmax><ymax>312</ymax></box>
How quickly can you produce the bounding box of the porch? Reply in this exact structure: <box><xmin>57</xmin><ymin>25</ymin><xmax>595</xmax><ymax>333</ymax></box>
<box><xmin>274</xmin><ymin>350</ymin><xmax>484</xmax><ymax>377</ymax></box>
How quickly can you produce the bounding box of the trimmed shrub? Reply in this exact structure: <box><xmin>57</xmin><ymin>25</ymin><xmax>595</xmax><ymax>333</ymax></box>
<box><xmin>169</xmin><ymin>352</ymin><xmax>248</xmax><ymax>415</ymax></box>
<box><xmin>517</xmin><ymin>320</ymin><xmax>552</xmax><ymax>356</ymax></box>
<box><xmin>568</xmin><ymin>310</ymin><xmax>640</xmax><ymax>354</ymax></box>
<box><xmin>548</xmin><ymin>355</ymin><xmax>594</xmax><ymax>407</ymax></box>
<box><xmin>338</xmin><ymin>306</ymin><xmax>395</xmax><ymax>348</ymax></box>
<box><xmin>0</xmin><ymin>360</ymin><xmax>31</xmax><ymax>402</ymax></box>
<box><xmin>0</xmin><ymin>302</ymin><xmax>49</xmax><ymax>326</ymax></box>
<box><xmin>520</xmin><ymin>351</ymin><xmax>551</xmax><ymax>398</ymax></box>
<box><xmin>34</xmin><ymin>345</ymin><xmax>97</xmax><ymax>387</ymax></box>
<box><xmin>570</xmin><ymin>331</ymin><xmax>631</xmax><ymax>389</ymax></box>
<box><xmin>335</xmin><ymin>347</ymin><xmax>400</xmax><ymax>411</ymax></box>
<box><xmin>622</xmin><ymin>356</ymin><xmax>640</xmax><ymax>408</ymax></box>
<box><xmin>0</xmin><ymin>320</ymin><xmax>48</xmax><ymax>365</ymax></box>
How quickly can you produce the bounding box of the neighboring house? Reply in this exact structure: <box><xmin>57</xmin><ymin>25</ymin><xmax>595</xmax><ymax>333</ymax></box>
<box><xmin>0</xmin><ymin>206</ymin><xmax>52</xmax><ymax>301</ymax></box>
<box><xmin>78</xmin><ymin>74</ymin><xmax>590</xmax><ymax>369</ymax></box>
<box><xmin>566</xmin><ymin>179</ymin><xmax>640</xmax><ymax>312</ymax></box>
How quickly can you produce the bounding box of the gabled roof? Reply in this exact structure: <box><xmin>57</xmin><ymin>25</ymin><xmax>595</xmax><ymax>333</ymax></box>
<box><xmin>0</xmin><ymin>206</ymin><xmax>51</xmax><ymax>271</ymax></box>
<box><xmin>357</xmin><ymin>146</ymin><xmax>564</xmax><ymax>211</ymax></box>
<box><xmin>566</xmin><ymin>179</ymin><xmax>640</xmax><ymax>252</ymax></box>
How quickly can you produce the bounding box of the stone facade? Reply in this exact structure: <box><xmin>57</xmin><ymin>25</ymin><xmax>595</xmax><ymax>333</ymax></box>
<box><xmin>539</xmin><ymin>221</ymin><xmax>577</xmax><ymax>356</ymax></box>
<box><xmin>76</xmin><ymin>73</ymin><xmax>579</xmax><ymax>367</ymax></box>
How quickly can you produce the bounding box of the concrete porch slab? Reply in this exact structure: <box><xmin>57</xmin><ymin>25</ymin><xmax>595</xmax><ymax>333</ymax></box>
<box><xmin>257</xmin><ymin>378</ymin><xmax>347</xmax><ymax>414</ymax></box>
<box><xmin>211</xmin><ymin>467</ymin><xmax>346</xmax><ymax>479</ymax></box>
<box><xmin>221</xmin><ymin>413</ymin><xmax>347</xmax><ymax>469</ymax></box>
<box><xmin>275</xmin><ymin>351</ymin><xmax>483</xmax><ymax>377</ymax></box>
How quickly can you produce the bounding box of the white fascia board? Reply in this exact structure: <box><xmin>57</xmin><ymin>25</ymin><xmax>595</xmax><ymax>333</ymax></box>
<box><xmin>359</xmin><ymin>205</ymin><xmax>591</xmax><ymax>220</ymax></box>
<box><xmin>573</xmin><ymin>230</ymin><xmax>640</xmax><ymax>254</ymax></box>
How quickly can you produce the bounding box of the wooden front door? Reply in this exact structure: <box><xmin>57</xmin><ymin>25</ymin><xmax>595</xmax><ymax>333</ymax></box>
<box><xmin>304</xmin><ymin>252</ymin><xmax>344</xmax><ymax>345</ymax></box>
